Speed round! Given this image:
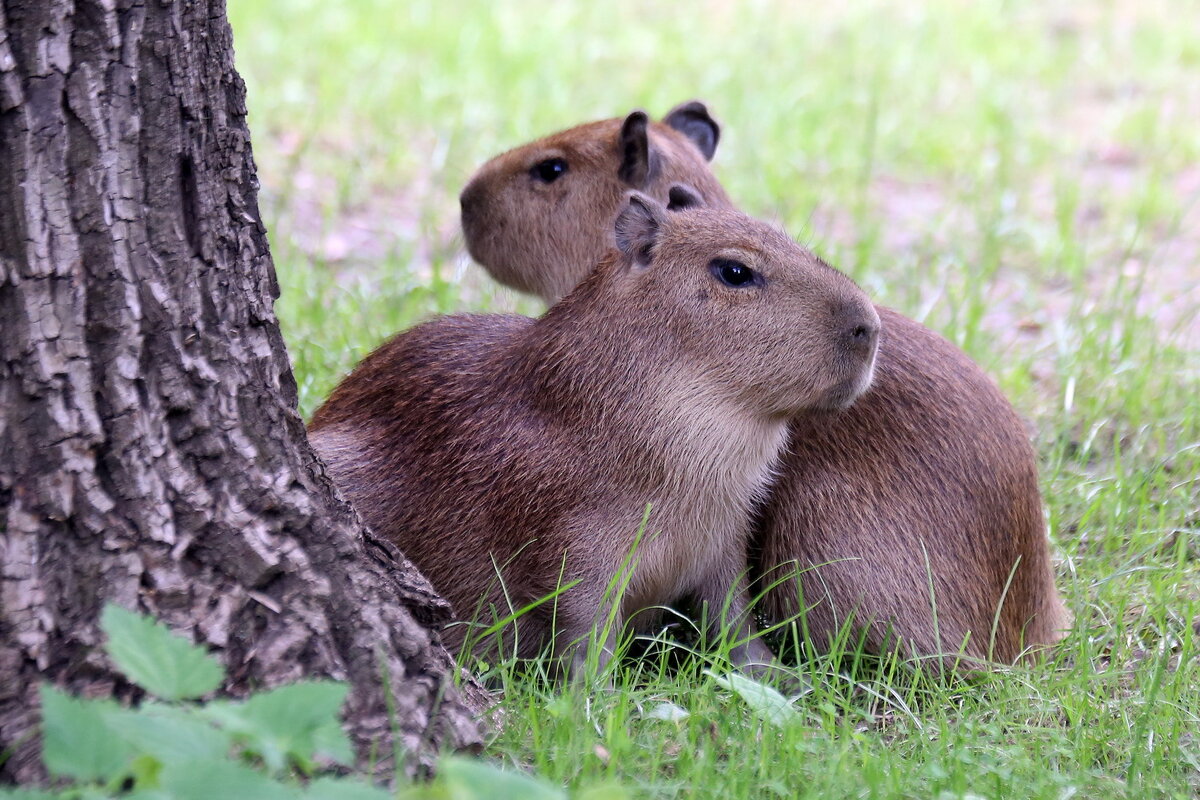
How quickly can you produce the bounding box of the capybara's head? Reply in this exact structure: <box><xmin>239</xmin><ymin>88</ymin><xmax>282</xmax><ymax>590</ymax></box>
<box><xmin>570</xmin><ymin>191</ymin><xmax>880</xmax><ymax>416</ymax></box>
<box><xmin>461</xmin><ymin>101</ymin><xmax>733</xmax><ymax>303</ymax></box>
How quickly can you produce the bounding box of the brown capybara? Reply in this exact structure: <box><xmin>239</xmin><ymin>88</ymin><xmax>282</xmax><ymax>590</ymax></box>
<box><xmin>310</xmin><ymin>192</ymin><xmax>881</xmax><ymax>676</ymax></box>
<box><xmin>459</xmin><ymin>102</ymin><xmax>1069</xmax><ymax>667</ymax></box>
<box><xmin>461</xmin><ymin>101</ymin><xmax>732</xmax><ymax>301</ymax></box>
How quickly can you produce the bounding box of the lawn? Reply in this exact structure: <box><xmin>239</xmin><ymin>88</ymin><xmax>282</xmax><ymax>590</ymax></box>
<box><xmin>228</xmin><ymin>1</ymin><xmax>1199</xmax><ymax>797</ymax></box>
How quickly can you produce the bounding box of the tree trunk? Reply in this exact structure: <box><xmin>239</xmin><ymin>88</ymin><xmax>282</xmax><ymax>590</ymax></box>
<box><xmin>0</xmin><ymin>0</ymin><xmax>486</xmax><ymax>785</ymax></box>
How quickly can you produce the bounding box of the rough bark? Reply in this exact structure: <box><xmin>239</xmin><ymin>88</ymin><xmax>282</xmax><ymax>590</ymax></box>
<box><xmin>0</xmin><ymin>0</ymin><xmax>486</xmax><ymax>785</ymax></box>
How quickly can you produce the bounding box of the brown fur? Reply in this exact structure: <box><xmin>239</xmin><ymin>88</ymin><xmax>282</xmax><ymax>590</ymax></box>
<box><xmin>310</xmin><ymin>195</ymin><xmax>879</xmax><ymax>674</ymax></box>
<box><xmin>461</xmin><ymin>104</ymin><xmax>732</xmax><ymax>301</ymax></box>
<box><xmin>459</xmin><ymin>102</ymin><xmax>1070</xmax><ymax>666</ymax></box>
<box><xmin>759</xmin><ymin>307</ymin><xmax>1061</xmax><ymax>664</ymax></box>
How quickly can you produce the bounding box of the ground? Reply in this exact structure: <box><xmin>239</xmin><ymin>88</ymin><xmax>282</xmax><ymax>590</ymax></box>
<box><xmin>228</xmin><ymin>1</ymin><xmax>1198</xmax><ymax>797</ymax></box>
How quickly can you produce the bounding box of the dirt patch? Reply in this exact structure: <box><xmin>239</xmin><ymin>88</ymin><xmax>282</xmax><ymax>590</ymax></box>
<box><xmin>856</xmin><ymin>158</ymin><xmax>1198</xmax><ymax>359</ymax></box>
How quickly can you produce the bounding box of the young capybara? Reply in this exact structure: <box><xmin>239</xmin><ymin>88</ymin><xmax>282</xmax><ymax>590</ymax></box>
<box><xmin>310</xmin><ymin>192</ymin><xmax>881</xmax><ymax>675</ymax></box>
<box><xmin>459</xmin><ymin>102</ymin><xmax>1069</xmax><ymax>666</ymax></box>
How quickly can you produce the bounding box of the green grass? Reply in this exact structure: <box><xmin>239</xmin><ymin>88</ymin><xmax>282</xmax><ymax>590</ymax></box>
<box><xmin>229</xmin><ymin>0</ymin><xmax>1200</xmax><ymax>797</ymax></box>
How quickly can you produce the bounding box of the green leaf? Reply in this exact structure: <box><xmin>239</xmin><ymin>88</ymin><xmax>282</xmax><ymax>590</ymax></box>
<box><xmin>102</xmin><ymin>703</ymin><xmax>232</xmax><ymax>765</ymax></box>
<box><xmin>304</xmin><ymin>777</ymin><xmax>392</xmax><ymax>800</ymax></box>
<box><xmin>0</xmin><ymin>789</ymin><xmax>63</xmax><ymax>800</ymax></box>
<box><xmin>100</xmin><ymin>604</ymin><xmax>224</xmax><ymax>701</ymax></box>
<box><xmin>311</xmin><ymin>718</ymin><xmax>355</xmax><ymax>766</ymax></box>
<box><xmin>159</xmin><ymin>758</ymin><xmax>302</xmax><ymax>800</ymax></box>
<box><xmin>73</xmin><ymin>790</ymin><xmax>111</xmax><ymax>800</ymax></box>
<box><xmin>437</xmin><ymin>756</ymin><xmax>566</xmax><ymax>800</ymax></box>
<box><xmin>39</xmin><ymin>685</ymin><xmax>132</xmax><ymax>783</ymax></box>
<box><xmin>197</xmin><ymin>701</ymin><xmax>288</xmax><ymax>776</ymax></box>
<box><xmin>198</xmin><ymin>681</ymin><xmax>350</xmax><ymax>775</ymax></box>
<box><xmin>704</xmin><ymin>670</ymin><xmax>798</xmax><ymax>728</ymax></box>
<box><xmin>128</xmin><ymin>752</ymin><xmax>164</xmax><ymax>791</ymax></box>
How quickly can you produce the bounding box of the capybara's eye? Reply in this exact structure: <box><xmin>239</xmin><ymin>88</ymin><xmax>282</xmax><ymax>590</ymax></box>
<box><xmin>710</xmin><ymin>258</ymin><xmax>758</xmax><ymax>288</ymax></box>
<box><xmin>531</xmin><ymin>157</ymin><xmax>568</xmax><ymax>183</ymax></box>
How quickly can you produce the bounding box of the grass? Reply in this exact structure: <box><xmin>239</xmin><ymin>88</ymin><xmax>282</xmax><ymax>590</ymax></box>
<box><xmin>228</xmin><ymin>0</ymin><xmax>1200</xmax><ymax>797</ymax></box>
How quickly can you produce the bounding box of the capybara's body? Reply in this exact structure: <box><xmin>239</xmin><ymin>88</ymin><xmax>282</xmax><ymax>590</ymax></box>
<box><xmin>459</xmin><ymin>103</ymin><xmax>1069</xmax><ymax>666</ymax></box>
<box><xmin>310</xmin><ymin>197</ymin><xmax>880</xmax><ymax>672</ymax></box>
<box><xmin>759</xmin><ymin>307</ymin><xmax>1063</xmax><ymax>662</ymax></box>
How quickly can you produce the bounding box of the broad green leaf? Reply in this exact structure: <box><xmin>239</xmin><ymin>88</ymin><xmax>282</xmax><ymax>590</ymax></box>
<box><xmin>437</xmin><ymin>756</ymin><xmax>566</xmax><ymax>800</ymax></box>
<box><xmin>78</xmin><ymin>790</ymin><xmax>118</xmax><ymax>800</ymax></box>
<box><xmin>704</xmin><ymin>670</ymin><xmax>798</xmax><ymax>728</ymax></box>
<box><xmin>100</xmin><ymin>604</ymin><xmax>224</xmax><ymax>701</ymax></box>
<box><xmin>191</xmin><ymin>697</ymin><xmax>241</xmax><ymax>727</ymax></box>
<box><xmin>102</xmin><ymin>703</ymin><xmax>232</xmax><ymax>765</ymax></box>
<box><xmin>304</xmin><ymin>777</ymin><xmax>393</xmax><ymax>800</ymax></box>
<box><xmin>159</xmin><ymin>758</ymin><xmax>302</xmax><ymax>800</ymax></box>
<box><xmin>311</xmin><ymin>718</ymin><xmax>355</xmax><ymax>766</ymax></box>
<box><xmin>0</xmin><ymin>790</ymin><xmax>62</xmax><ymax>800</ymax></box>
<box><xmin>128</xmin><ymin>752</ymin><xmax>164</xmax><ymax>791</ymax></box>
<box><xmin>39</xmin><ymin>685</ymin><xmax>132</xmax><ymax>783</ymax></box>
<box><xmin>198</xmin><ymin>702</ymin><xmax>289</xmax><ymax>776</ymax></box>
<box><xmin>198</xmin><ymin>681</ymin><xmax>349</xmax><ymax>774</ymax></box>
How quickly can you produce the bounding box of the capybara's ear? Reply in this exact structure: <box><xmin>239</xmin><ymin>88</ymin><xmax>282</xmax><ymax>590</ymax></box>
<box><xmin>613</xmin><ymin>191</ymin><xmax>664</xmax><ymax>268</ymax></box>
<box><xmin>618</xmin><ymin>110</ymin><xmax>652</xmax><ymax>187</ymax></box>
<box><xmin>663</xmin><ymin>101</ymin><xmax>720</xmax><ymax>161</ymax></box>
<box><xmin>667</xmin><ymin>184</ymin><xmax>704</xmax><ymax>211</ymax></box>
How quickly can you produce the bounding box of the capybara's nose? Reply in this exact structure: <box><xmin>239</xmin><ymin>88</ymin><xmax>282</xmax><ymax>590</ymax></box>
<box><xmin>459</xmin><ymin>179</ymin><xmax>484</xmax><ymax>222</ymax></box>
<box><xmin>836</xmin><ymin>301</ymin><xmax>881</xmax><ymax>361</ymax></box>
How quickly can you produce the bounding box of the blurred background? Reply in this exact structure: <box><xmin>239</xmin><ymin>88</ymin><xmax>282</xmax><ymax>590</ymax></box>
<box><xmin>225</xmin><ymin>2</ymin><xmax>1198</xmax><ymax>791</ymax></box>
<box><xmin>228</xmin><ymin>0</ymin><xmax>1198</xmax><ymax>415</ymax></box>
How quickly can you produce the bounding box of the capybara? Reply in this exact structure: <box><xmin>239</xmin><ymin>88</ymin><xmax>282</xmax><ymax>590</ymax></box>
<box><xmin>311</xmin><ymin>192</ymin><xmax>880</xmax><ymax>676</ymax></box>
<box><xmin>459</xmin><ymin>102</ymin><xmax>1069</xmax><ymax>666</ymax></box>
